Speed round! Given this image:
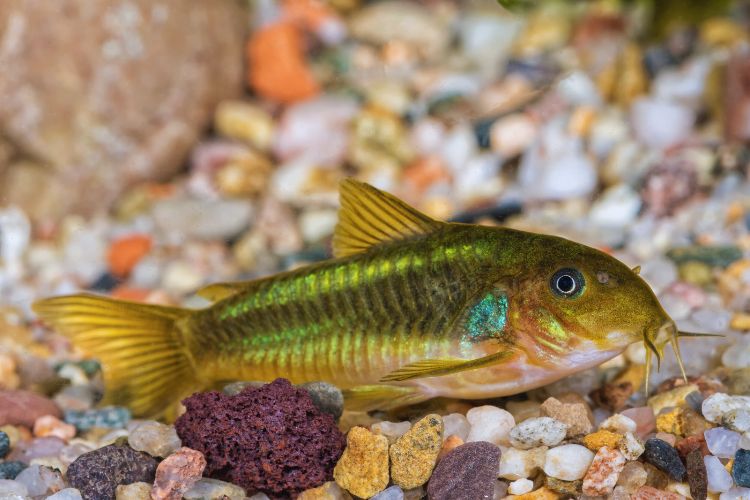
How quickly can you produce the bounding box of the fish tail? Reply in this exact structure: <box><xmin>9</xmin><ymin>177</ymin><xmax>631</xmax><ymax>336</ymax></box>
<box><xmin>33</xmin><ymin>293</ymin><xmax>200</xmax><ymax>419</ymax></box>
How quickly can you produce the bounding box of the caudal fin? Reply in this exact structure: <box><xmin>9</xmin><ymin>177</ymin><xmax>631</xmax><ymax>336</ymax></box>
<box><xmin>33</xmin><ymin>294</ymin><xmax>199</xmax><ymax>418</ymax></box>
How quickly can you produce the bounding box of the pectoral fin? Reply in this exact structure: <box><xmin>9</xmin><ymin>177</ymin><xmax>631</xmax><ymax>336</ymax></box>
<box><xmin>343</xmin><ymin>385</ymin><xmax>429</xmax><ymax>411</ymax></box>
<box><xmin>380</xmin><ymin>349</ymin><xmax>515</xmax><ymax>382</ymax></box>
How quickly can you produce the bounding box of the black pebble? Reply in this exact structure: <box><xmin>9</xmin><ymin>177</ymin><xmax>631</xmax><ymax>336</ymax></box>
<box><xmin>643</xmin><ymin>438</ymin><xmax>686</xmax><ymax>482</ymax></box>
<box><xmin>0</xmin><ymin>461</ymin><xmax>26</xmax><ymax>480</ymax></box>
<box><xmin>0</xmin><ymin>431</ymin><xmax>9</xmax><ymax>459</ymax></box>
<box><xmin>733</xmin><ymin>448</ymin><xmax>750</xmax><ymax>488</ymax></box>
<box><xmin>88</xmin><ymin>272</ymin><xmax>121</xmax><ymax>292</ymax></box>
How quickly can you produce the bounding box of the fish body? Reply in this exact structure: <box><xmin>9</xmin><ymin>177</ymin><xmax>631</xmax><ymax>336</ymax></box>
<box><xmin>34</xmin><ymin>180</ymin><xmax>681</xmax><ymax>417</ymax></box>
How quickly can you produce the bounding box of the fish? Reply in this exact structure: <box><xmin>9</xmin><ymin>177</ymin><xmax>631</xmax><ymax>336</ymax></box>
<box><xmin>33</xmin><ymin>179</ymin><xmax>711</xmax><ymax>418</ymax></box>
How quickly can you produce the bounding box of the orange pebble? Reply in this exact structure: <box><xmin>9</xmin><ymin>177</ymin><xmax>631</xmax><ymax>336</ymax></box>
<box><xmin>437</xmin><ymin>434</ymin><xmax>464</xmax><ymax>462</ymax></box>
<box><xmin>402</xmin><ymin>156</ymin><xmax>452</xmax><ymax>195</ymax></box>
<box><xmin>33</xmin><ymin>415</ymin><xmax>76</xmax><ymax>442</ymax></box>
<box><xmin>283</xmin><ymin>0</ymin><xmax>337</xmax><ymax>33</ymax></box>
<box><xmin>247</xmin><ymin>22</ymin><xmax>320</xmax><ymax>104</ymax></box>
<box><xmin>107</xmin><ymin>234</ymin><xmax>152</xmax><ymax>277</ymax></box>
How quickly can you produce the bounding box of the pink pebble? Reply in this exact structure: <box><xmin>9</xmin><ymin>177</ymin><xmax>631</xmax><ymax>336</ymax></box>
<box><xmin>33</xmin><ymin>415</ymin><xmax>76</xmax><ymax>442</ymax></box>
<box><xmin>151</xmin><ymin>447</ymin><xmax>206</xmax><ymax>500</ymax></box>
<box><xmin>621</xmin><ymin>407</ymin><xmax>656</xmax><ymax>438</ymax></box>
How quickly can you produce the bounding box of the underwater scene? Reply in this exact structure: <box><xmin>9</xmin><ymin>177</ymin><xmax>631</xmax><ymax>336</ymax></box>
<box><xmin>1</xmin><ymin>0</ymin><xmax>750</xmax><ymax>499</ymax></box>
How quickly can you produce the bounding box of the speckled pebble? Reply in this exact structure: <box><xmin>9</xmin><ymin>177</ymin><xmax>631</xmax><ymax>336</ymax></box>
<box><xmin>509</xmin><ymin>417</ymin><xmax>567</xmax><ymax>449</ymax></box>
<box><xmin>390</xmin><ymin>414</ymin><xmax>443</xmax><ymax>489</ymax></box>
<box><xmin>686</xmin><ymin>449</ymin><xmax>708</xmax><ymax>500</ymax></box>
<box><xmin>582</xmin><ymin>446</ymin><xmax>626</xmax><ymax>496</ymax></box>
<box><xmin>543</xmin><ymin>444</ymin><xmax>594</xmax><ymax>481</ymax></box>
<box><xmin>0</xmin><ymin>461</ymin><xmax>26</xmax><ymax>480</ymax></box>
<box><xmin>618</xmin><ymin>431</ymin><xmax>646</xmax><ymax>460</ymax></box>
<box><xmin>64</xmin><ymin>407</ymin><xmax>131</xmax><ymax>431</ymax></box>
<box><xmin>67</xmin><ymin>444</ymin><xmax>158</xmax><ymax>500</ymax></box>
<box><xmin>334</xmin><ymin>427</ymin><xmax>389</xmax><ymax>499</ymax></box>
<box><xmin>151</xmin><ymin>447</ymin><xmax>207</xmax><ymax>500</ymax></box>
<box><xmin>426</xmin><ymin>442</ymin><xmax>500</xmax><ymax>500</ymax></box>
<box><xmin>0</xmin><ymin>432</ymin><xmax>9</xmax><ymax>460</ymax></box>
<box><xmin>702</xmin><ymin>393</ymin><xmax>750</xmax><ymax>424</ymax></box>
<box><xmin>642</xmin><ymin>438</ymin><xmax>686</xmax><ymax>481</ymax></box>
<box><xmin>733</xmin><ymin>449</ymin><xmax>750</xmax><ymax>488</ymax></box>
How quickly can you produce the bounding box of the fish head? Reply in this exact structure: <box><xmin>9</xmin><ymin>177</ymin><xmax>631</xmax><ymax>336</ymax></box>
<box><xmin>507</xmin><ymin>234</ymin><xmax>678</xmax><ymax>377</ymax></box>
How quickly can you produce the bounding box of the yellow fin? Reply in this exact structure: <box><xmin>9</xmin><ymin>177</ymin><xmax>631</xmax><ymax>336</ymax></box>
<box><xmin>332</xmin><ymin>179</ymin><xmax>443</xmax><ymax>258</ymax></box>
<box><xmin>196</xmin><ymin>282</ymin><xmax>251</xmax><ymax>302</ymax></box>
<box><xmin>343</xmin><ymin>385</ymin><xmax>428</xmax><ymax>411</ymax></box>
<box><xmin>33</xmin><ymin>294</ymin><xmax>199</xmax><ymax>419</ymax></box>
<box><xmin>380</xmin><ymin>349</ymin><xmax>515</xmax><ymax>382</ymax></box>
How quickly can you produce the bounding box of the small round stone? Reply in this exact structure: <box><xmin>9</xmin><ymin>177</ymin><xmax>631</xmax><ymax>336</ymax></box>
<box><xmin>542</xmin><ymin>444</ymin><xmax>595</xmax><ymax>481</ymax></box>
<box><xmin>151</xmin><ymin>447</ymin><xmax>207</xmax><ymax>500</ymax></box>
<box><xmin>642</xmin><ymin>438</ymin><xmax>686</xmax><ymax>481</ymax></box>
<box><xmin>509</xmin><ymin>417</ymin><xmax>567</xmax><ymax>449</ymax></box>
<box><xmin>497</xmin><ymin>446</ymin><xmax>547</xmax><ymax>480</ymax></box>
<box><xmin>300</xmin><ymin>382</ymin><xmax>344</xmax><ymax>421</ymax></box>
<box><xmin>128</xmin><ymin>421</ymin><xmax>182</xmax><ymax>458</ymax></box>
<box><xmin>508</xmin><ymin>478</ymin><xmax>534</xmax><ymax>495</ymax></box>
<box><xmin>465</xmin><ymin>405</ymin><xmax>515</xmax><ymax>445</ymax></box>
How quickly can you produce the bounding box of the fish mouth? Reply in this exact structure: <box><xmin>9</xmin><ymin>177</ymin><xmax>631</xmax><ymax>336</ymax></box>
<box><xmin>642</xmin><ymin>321</ymin><xmax>724</xmax><ymax>394</ymax></box>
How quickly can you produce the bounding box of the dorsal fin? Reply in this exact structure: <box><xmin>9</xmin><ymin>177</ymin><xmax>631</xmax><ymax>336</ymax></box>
<box><xmin>332</xmin><ymin>179</ymin><xmax>443</xmax><ymax>258</ymax></box>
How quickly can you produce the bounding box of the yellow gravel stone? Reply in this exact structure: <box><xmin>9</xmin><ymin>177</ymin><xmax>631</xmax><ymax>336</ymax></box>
<box><xmin>730</xmin><ymin>313</ymin><xmax>750</xmax><ymax>331</ymax></box>
<box><xmin>582</xmin><ymin>430</ymin><xmax>622</xmax><ymax>451</ymax></box>
<box><xmin>647</xmin><ymin>385</ymin><xmax>699</xmax><ymax>414</ymax></box>
<box><xmin>656</xmin><ymin>408</ymin><xmax>684</xmax><ymax>436</ymax></box>
<box><xmin>298</xmin><ymin>481</ymin><xmax>352</xmax><ymax>500</ymax></box>
<box><xmin>390</xmin><ymin>414</ymin><xmax>443</xmax><ymax>489</ymax></box>
<box><xmin>334</xmin><ymin>426</ymin><xmax>389</xmax><ymax>498</ymax></box>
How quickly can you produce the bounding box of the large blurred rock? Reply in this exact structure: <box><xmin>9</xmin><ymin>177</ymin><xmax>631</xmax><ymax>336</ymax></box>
<box><xmin>0</xmin><ymin>1</ymin><xmax>247</xmax><ymax>221</ymax></box>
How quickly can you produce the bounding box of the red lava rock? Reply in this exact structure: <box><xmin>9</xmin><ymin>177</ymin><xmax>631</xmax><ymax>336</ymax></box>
<box><xmin>0</xmin><ymin>390</ymin><xmax>62</xmax><ymax>428</ymax></box>
<box><xmin>151</xmin><ymin>447</ymin><xmax>207</xmax><ymax>500</ymax></box>
<box><xmin>174</xmin><ymin>378</ymin><xmax>345</xmax><ymax>497</ymax></box>
<box><xmin>686</xmin><ymin>449</ymin><xmax>708</xmax><ymax>500</ymax></box>
<box><xmin>675</xmin><ymin>434</ymin><xmax>710</xmax><ymax>460</ymax></box>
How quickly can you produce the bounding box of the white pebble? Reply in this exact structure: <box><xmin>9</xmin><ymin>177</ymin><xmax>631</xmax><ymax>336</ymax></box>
<box><xmin>543</xmin><ymin>444</ymin><xmax>595</xmax><ymax>481</ymax></box>
<box><xmin>184</xmin><ymin>478</ymin><xmax>247</xmax><ymax>499</ymax></box>
<box><xmin>618</xmin><ymin>432</ymin><xmax>645</xmax><ymax>460</ymax></box>
<box><xmin>371</xmin><ymin>421</ymin><xmax>411</xmax><ymax>444</ymax></box>
<box><xmin>128</xmin><ymin>421</ymin><xmax>182</xmax><ymax>458</ymax></box>
<box><xmin>720</xmin><ymin>487</ymin><xmax>750</xmax><ymax>500</ymax></box>
<box><xmin>47</xmin><ymin>488</ymin><xmax>84</xmax><ymax>500</ymax></box>
<box><xmin>442</xmin><ymin>413</ymin><xmax>470</xmax><ymax>442</ymax></box>
<box><xmin>631</xmin><ymin>97</ymin><xmax>694</xmax><ymax>150</ymax></box>
<box><xmin>466</xmin><ymin>405</ymin><xmax>515</xmax><ymax>446</ymax></box>
<box><xmin>599</xmin><ymin>414</ymin><xmax>637</xmax><ymax>434</ymax></box>
<box><xmin>0</xmin><ymin>479</ymin><xmax>28</xmax><ymax>499</ymax></box>
<box><xmin>507</xmin><ymin>478</ymin><xmax>534</xmax><ymax>495</ymax></box>
<box><xmin>723</xmin><ymin>337</ymin><xmax>750</xmax><ymax>369</ymax></box>
<box><xmin>509</xmin><ymin>417</ymin><xmax>567</xmax><ymax>449</ymax></box>
<box><xmin>370</xmin><ymin>485</ymin><xmax>405</xmax><ymax>500</ymax></box>
<box><xmin>723</xmin><ymin>409</ymin><xmax>750</xmax><ymax>433</ymax></box>
<box><xmin>497</xmin><ymin>447</ymin><xmax>547</xmax><ymax>480</ymax></box>
<box><xmin>702</xmin><ymin>393</ymin><xmax>750</xmax><ymax>423</ymax></box>
<box><xmin>705</xmin><ymin>427</ymin><xmax>742</xmax><ymax>459</ymax></box>
<box><xmin>705</xmin><ymin>455</ymin><xmax>734</xmax><ymax>493</ymax></box>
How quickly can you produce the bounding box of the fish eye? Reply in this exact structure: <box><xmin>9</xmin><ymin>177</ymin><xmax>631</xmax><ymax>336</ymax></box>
<box><xmin>550</xmin><ymin>268</ymin><xmax>585</xmax><ymax>298</ymax></box>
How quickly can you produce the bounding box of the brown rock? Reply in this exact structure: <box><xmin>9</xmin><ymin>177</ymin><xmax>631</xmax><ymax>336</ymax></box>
<box><xmin>0</xmin><ymin>389</ymin><xmax>62</xmax><ymax>427</ymax></box>
<box><xmin>0</xmin><ymin>0</ymin><xmax>246</xmax><ymax>221</ymax></box>
<box><xmin>540</xmin><ymin>397</ymin><xmax>593</xmax><ymax>437</ymax></box>
<box><xmin>632</xmin><ymin>485</ymin><xmax>684</xmax><ymax>500</ymax></box>
<box><xmin>590</xmin><ymin>381</ymin><xmax>634</xmax><ymax>412</ymax></box>
<box><xmin>675</xmin><ymin>434</ymin><xmax>711</xmax><ymax>459</ymax></box>
<box><xmin>151</xmin><ymin>447</ymin><xmax>207</xmax><ymax>500</ymax></box>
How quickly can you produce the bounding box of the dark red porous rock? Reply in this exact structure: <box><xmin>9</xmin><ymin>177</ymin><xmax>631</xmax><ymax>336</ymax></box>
<box><xmin>174</xmin><ymin>378</ymin><xmax>345</xmax><ymax>498</ymax></box>
<box><xmin>426</xmin><ymin>441</ymin><xmax>501</xmax><ymax>500</ymax></box>
<box><xmin>0</xmin><ymin>390</ymin><xmax>62</xmax><ymax>428</ymax></box>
